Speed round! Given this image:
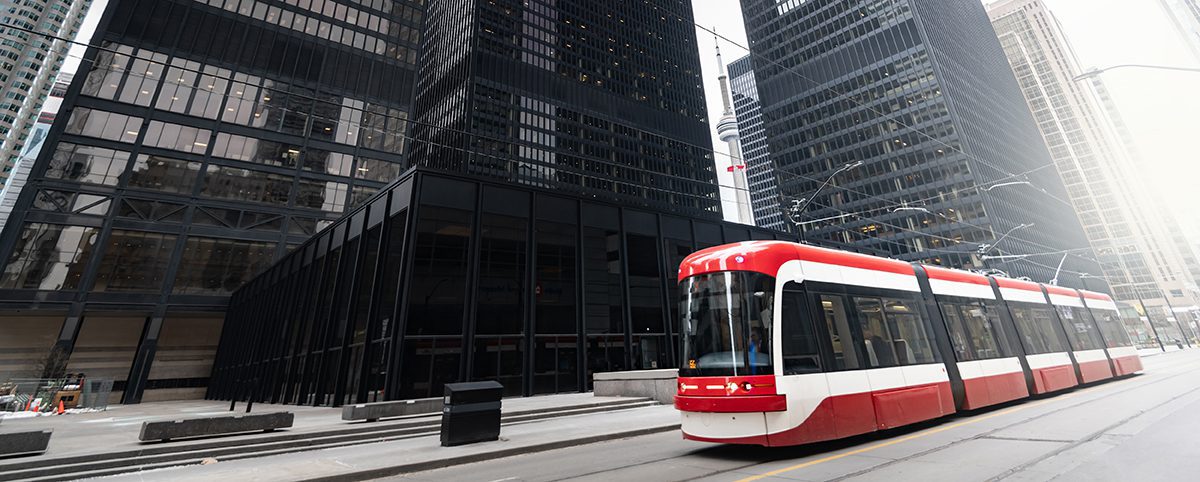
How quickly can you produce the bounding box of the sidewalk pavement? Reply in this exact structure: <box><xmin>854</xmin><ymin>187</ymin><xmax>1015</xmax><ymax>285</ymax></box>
<box><xmin>0</xmin><ymin>392</ymin><xmax>662</xmax><ymax>465</ymax></box>
<box><xmin>98</xmin><ymin>404</ymin><xmax>681</xmax><ymax>481</ymax></box>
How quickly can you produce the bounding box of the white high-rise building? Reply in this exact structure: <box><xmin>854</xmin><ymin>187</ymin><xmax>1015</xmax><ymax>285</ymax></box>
<box><xmin>988</xmin><ymin>0</ymin><xmax>1200</xmax><ymax>336</ymax></box>
<box><xmin>0</xmin><ymin>0</ymin><xmax>93</xmax><ymax>184</ymax></box>
<box><xmin>0</xmin><ymin>74</ymin><xmax>70</xmax><ymax>231</ymax></box>
<box><xmin>1158</xmin><ymin>0</ymin><xmax>1200</xmax><ymax>64</ymax></box>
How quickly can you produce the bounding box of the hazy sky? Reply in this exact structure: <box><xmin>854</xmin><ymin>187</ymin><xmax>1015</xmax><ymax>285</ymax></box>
<box><xmin>692</xmin><ymin>0</ymin><xmax>1200</xmax><ymax>239</ymax></box>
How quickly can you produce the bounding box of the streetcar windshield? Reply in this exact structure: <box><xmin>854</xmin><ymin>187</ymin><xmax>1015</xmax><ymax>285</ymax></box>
<box><xmin>679</xmin><ymin>272</ymin><xmax>775</xmax><ymax>377</ymax></box>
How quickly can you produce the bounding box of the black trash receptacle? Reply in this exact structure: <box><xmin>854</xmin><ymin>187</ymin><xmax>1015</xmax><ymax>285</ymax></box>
<box><xmin>440</xmin><ymin>380</ymin><xmax>503</xmax><ymax>447</ymax></box>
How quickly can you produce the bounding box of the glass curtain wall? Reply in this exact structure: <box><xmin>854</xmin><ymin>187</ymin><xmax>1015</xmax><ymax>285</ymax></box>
<box><xmin>210</xmin><ymin>171</ymin><xmax>811</xmax><ymax>405</ymax></box>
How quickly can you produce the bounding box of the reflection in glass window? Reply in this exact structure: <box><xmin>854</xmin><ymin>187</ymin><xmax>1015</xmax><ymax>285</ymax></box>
<box><xmin>201</xmin><ymin>165</ymin><xmax>293</xmax><ymax>206</ymax></box>
<box><xmin>211</xmin><ymin>133</ymin><xmax>301</xmax><ymax>168</ymax></box>
<box><xmin>354</xmin><ymin>157</ymin><xmax>403</xmax><ymax>182</ymax></box>
<box><xmin>295</xmin><ymin>178</ymin><xmax>349</xmax><ymax>213</ymax></box>
<box><xmin>128</xmin><ymin>154</ymin><xmax>202</xmax><ymax>194</ymax></box>
<box><xmin>44</xmin><ymin>143</ymin><xmax>129</xmax><ymax>186</ymax></box>
<box><xmin>92</xmin><ymin>230</ymin><xmax>178</xmax><ymax>293</ymax></box>
<box><xmin>0</xmin><ymin>223</ymin><xmax>97</xmax><ymax>290</ymax></box>
<box><xmin>31</xmin><ymin>190</ymin><xmax>110</xmax><ymax>216</ymax></box>
<box><xmin>63</xmin><ymin>108</ymin><xmax>142</xmax><ymax>143</ymax></box>
<box><xmin>80</xmin><ymin>45</ymin><xmax>133</xmax><ymax>100</ymax></box>
<box><xmin>173</xmin><ymin>236</ymin><xmax>276</xmax><ymax>294</ymax></box>
<box><xmin>142</xmin><ymin>121</ymin><xmax>212</xmax><ymax>154</ymax></box>
<box><xmin>118</xmin><ymin>52</ymin><xmax>166</xmax><ymax>106</ymax></box>
<box><xmin>302</xmin><ymin>150</ymin><xmax>352</xmax><ymax>175</ymax></box>
<box><xmin>350</xmin><ymin>185</ymin><xmax>378</xmax><ymax>209</ymax></box>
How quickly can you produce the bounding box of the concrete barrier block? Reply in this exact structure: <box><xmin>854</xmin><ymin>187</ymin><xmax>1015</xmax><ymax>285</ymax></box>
<box><xmin>139</xmin><ymin>412</ymin><xmax>293</xmax><ymax>442</ymax></box>
<box><xmin>593</xmin><ymin>369</ymin><xmax>679</xmax><ymax>404</ymax></box>
<box><xmin>341</xmin><ymin>397</ymin><xmax>443</xmax><ymax>422</ymax></box>
<box><xmin>0</xmin><ymin>429</ymin><xmax>52</xmax><ymax>457</ymax></box>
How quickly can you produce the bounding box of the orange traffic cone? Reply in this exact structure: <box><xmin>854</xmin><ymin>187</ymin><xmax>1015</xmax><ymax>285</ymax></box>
<box><xmin>57</xmin><ymin>400</ymin><xmax>65</xmax><ymax>415</ymax></box>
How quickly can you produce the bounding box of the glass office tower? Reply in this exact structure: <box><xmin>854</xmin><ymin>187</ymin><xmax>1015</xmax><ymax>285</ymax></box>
<box><xmin>407</xmin><ymin>0</ymin><xmax>722</xmax><ymax>219</ymax></box>
<box><xmin>0</xmin><ymin>0</ymin><xmax>425</xmax><ymax>403</ymax></box>
<box><xmin>738</xmin><ymin>0</ymin><xmax>1097</xmax><ymax>282</ymax></box>
<box><xmin>727</xmin><ymin>55</ymin><xmax>783</xmax><ymax>230</ymax></box>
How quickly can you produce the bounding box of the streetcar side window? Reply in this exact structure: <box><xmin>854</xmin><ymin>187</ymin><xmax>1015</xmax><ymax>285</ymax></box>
<box><xmin>855</xmin><ymin>297</ymin><xmax>897</xmax><ymax>367</ymax></box>
<box><xmin>818</xmin><ymin>294</ymin><xmax>860</xmax><ymax>370</ymax></box>
<box><xmin>883</xmin><ymin>298</ymin><xmax>936</xmax><ymax>364</ymax></box>
<box><xmin>1008</xmin><ymin>302</ymin><xmax>1066</xmax><ymax>354</ymax></box>
<box><xmin>938</xmin><ymin>302</ymin><xmax>975</xmax><ymax>361</ymax></box>
<box><xmin>853</xmin><ymin>296</ymin><xmax>936</xmax><ymax>367</ymax></box>
<box><xmin>781</xmin><ymin>283</ymin><xmax>820</xmax><ymax>374</ymax></box>
<box><xmin>1090</xmin><ymin>308</ymin><xmax>1133</xmax><ymax>348</ymax></box>
<box><xmin>1055</xmin><ymin>306</ymin><xmax>1103</xmax><ymax>351</ymax></box>
<box><xmin>939</xmin><ymin>300</ymin><xmax>1009</xmax><ymax>360</ymax></box>
<box><xmin>983</xmin><ymin>301</ymin><xmax>1015</xmax><ymax>357</ymax></box>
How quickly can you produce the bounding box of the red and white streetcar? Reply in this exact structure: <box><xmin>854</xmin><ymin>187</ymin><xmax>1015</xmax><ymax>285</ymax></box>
<box><xmin>674</xmin><ymin>241</ymin><xmax>1143</xmax><ymax>447</ymax></box>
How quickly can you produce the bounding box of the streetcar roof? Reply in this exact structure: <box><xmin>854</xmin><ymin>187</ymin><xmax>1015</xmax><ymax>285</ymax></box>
<box><xmin>677</xmin><ymin>240</ymin><xmax>914</xmax><ymax>282</ymax></box>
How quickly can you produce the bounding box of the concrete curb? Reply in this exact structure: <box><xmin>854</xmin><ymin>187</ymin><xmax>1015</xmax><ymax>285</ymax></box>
<box><xmin>300</xmin><ymin>423</ymin><xmax>683</xmax><ymax>482</ymax></box>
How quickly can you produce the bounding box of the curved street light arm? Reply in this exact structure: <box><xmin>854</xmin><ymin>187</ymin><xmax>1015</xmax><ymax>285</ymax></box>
<box><xmin>1073</xmin><ymin>64</ymin><xmax>1200</xmax><ymax>81</ymax></box>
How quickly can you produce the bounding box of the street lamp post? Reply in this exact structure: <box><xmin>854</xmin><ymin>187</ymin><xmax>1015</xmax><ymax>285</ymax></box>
<box><xmin>1162</xmin><ymin>291</ymin><xmax>1194</xmax><ymax>348</ymax></box>
<box><xmin>785</xmin><ymin>161</ymin><xmax>863</xmax><ymax>243</ymax></box>
<box><xmin>1136</xmin><ymin>296</ymin><xmax>1167</xmax><ymax>352</ymax></box>
<box><xmin>1072</xmin><ymin>64</ymin><xmax>1200</xmax><ymax>81</ymax></box>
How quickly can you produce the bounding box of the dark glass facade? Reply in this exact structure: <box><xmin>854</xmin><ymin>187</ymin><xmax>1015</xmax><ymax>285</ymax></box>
<box><xmin>406</xmin><ymin>0</ymin><xmax>722</xmax><ymax>219</ymax></box>
<box><xmin>0</xmin><ymin>0</ymin><xmax>425</xmax><ymax>403</ymax></box>
<box><xmin>209</xmin><ymin>168</ymin><xmax>874</xmax><ymax>405</ymax></box>
<box><xmin>738</xmin><ymin>0</ymin><xmax>1097</xmax><ymax>282</ymax></box>
<box><xmin>727</xmin><ymin>55</ymin><xmax>783</xmax><ymax>230</ymax></box>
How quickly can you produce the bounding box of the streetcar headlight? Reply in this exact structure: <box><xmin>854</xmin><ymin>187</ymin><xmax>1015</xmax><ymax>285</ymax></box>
<box><xmin>727</xmin><ymin>382</ymin><xmax>739</xmax><ymax>393</ymax></box>
<box><xmin>743</xmin><ymin>382</ymin><xmax>753</xmax><ymax>391</ymax></box>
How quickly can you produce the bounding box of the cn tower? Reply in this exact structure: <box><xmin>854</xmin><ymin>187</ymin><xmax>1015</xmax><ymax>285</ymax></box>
<box><xmin>713</xmin><ymin>37</ymin><xmax>755</xmax><ymax>224</ymax></box>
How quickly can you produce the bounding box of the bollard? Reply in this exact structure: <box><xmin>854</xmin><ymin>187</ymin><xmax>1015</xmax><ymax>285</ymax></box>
<box><xmin>440</xmin><ymin>381</ymin><xmax>503</xmax><ymax>447</ymax></box>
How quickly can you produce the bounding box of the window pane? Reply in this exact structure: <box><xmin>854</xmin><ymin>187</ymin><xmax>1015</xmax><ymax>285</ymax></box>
<box><xmin>535</xmin><ymin>219</ymin><xmax>576</xmax><ymax>334</ymax></box>
<box><xmin>939</xmin><ymin>302</ymin><xmax>974</xmax><ymax>361</ymax></box>
<box><xmin>1</xmin><ymin>223</ymin><xmax>98</xmax><ymax>290</ymax></box>
<box><xmin>92</xmin><ymin>230</ymin><xmax>177</xmax><ymax>293</ymax></box>
<box><xmin>855</xmin><ymin>297</ymin><xmax>896</xmax><ymax>367</ymax></box>
<box><xmin>128</xmin><ymin>154</ymin><xmax>201</xmax><ymax>194</ymax></box>
<box><xmin>819</xmin><ymin>294</ymin><xmax>859</xmax><ymax>370</ymax></box>
<box><xmin>44</xmin><ymin>143</ymin><xmax>128</xmax><ymax>186</ymax></box>
<box><xmin>627</xmin><ymin>234</ymin><xmax>663</xmax><ymax>335</ymax></box>
<box><xmin>476</xmin><ymin>213</ymin><xmax>527</xmax><ymax>335</ymax></box>
<box><xmin>144</xmin><ymin>313</ymin><xmax>224</xmax><ymax>401</ymax></box>
<box><xmin>67</xmin><ymin>314</ymin><xmax>146</xmax><ymax>404</ymax></box>
<box><xmin>406</xmin><ymin>205</ymin><xmax>472</xmax><ymax>336</ymax></box>
<box><xmin>583</xmin><ymin>226</ymin><xmax>623</xmax><ymax>334</ymax></box>
<box><xmin>884</xmin><ymin>298</ymin><xmax>936</xmax><ymax>364</ymax></box>
<box><xmin>173</xmin><ymin>236</ymin><xmax>277</xmax><ymax>295</ymax></box>
<box><xmin>781</xmin><ymin>285</ymin><xmax>820</xmax><ymax>374</ymax></box>
<box><xmin>201</xmin><ymin>165</ymin><xmax>293</xmax><ymax>205</ymax></box>
<box><xmin>959</xmin><ymin>303</ymin><xmax>1001</xmax><ymax>359</ymax></box>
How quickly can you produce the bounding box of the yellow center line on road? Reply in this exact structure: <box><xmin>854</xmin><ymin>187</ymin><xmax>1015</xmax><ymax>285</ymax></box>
<box><xmin>735</xmin><ymin>391</ymin><xmax>1083</xmax><ymax>482</ymax></box>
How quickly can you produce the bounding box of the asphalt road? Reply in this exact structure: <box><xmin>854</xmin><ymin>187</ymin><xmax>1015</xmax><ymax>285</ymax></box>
<box><xmin>388</xmin><ymin>349</ymin><xmax>1200</xmax><ymax>482</ymax></box>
